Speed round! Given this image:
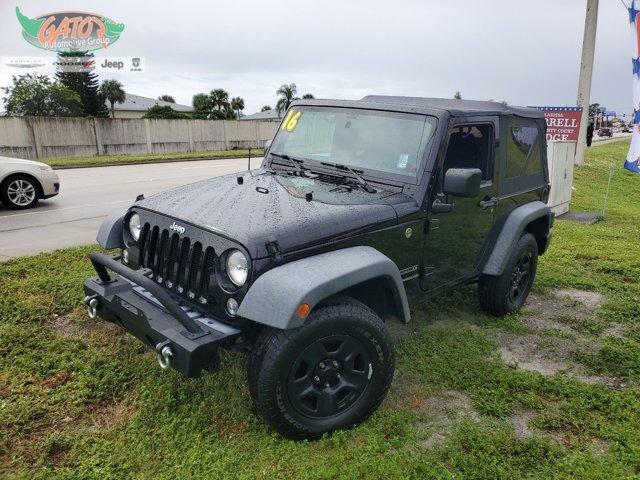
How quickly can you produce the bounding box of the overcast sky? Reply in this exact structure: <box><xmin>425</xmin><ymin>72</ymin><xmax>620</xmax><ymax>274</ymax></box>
<box><xmin>0</xmin><ymin>0</ymin><xmax>632</xmax><ymax>116</ymax></box>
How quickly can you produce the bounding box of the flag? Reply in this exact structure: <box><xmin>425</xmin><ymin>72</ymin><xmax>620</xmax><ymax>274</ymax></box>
<box><xmin>625</xmin><ymin>0</ymin><xmax>640</xmax><ymax>173</ymax></box>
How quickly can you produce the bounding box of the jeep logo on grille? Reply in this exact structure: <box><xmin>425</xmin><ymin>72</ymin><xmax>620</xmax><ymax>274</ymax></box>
<box><xmin>169</xmin><ymin>222</ymin><xmax>186</xmax><ymax>235</ymax></box>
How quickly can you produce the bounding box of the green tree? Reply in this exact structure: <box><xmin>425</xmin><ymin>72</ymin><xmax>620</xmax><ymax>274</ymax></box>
<box><xmin>158</xmin><ymin>95</ymin><xmax>175</xmax><ymax>103</ymax></box>
<box><xmin>192</xmin><ymin>93</ymin><xmax>213</xmax><ymax>118</ymax></box>
<box><xmin>302</xmin><ymin>93</ymin><xmax>314</xmax><ymax>99</ymax></box>
<box><xmin>231</xmin><ymin>96</ymin><xmax>245</xmax><ymax>119</ymax></box>
<box><xmin>589</xmin><ymin>103</ymin><xmax>605</xmax><ymax>121</ymax></box>
<box><xmin>276</xmin><ymin>83</ymin><xmax>298</xmax><ymax>115</ymax></box>
<box><xmin>99</xmin><ymin>79</ymin><xmax>126</xmax><ymax>118</ymax></box>
<box><xmin>261</xmin><ymin>105</ymin><xmax>272</xmax><ymax>112</ymax></box>
<box><xmin>454</xmin><ymin>91</ymin><xmax>462</xmax><ymax>100</ymax></box>
<box><xmin>210</xmin><ymin>88</ymin><xmax>229</xmax><ymax>112</ymax></box>
<box><xmin>2</xmin><ymin>74</ymin><xmax>83</xmax><ymax>117</ymax></box>
<box><xmin>55</xmin><ymin>51</ymin><xmax>108</xmax><ymax>117</ymax></box>
<box><xmin>143</xmin><ymin>105</ymin><xmax>189</xmax><ymax>119</ymax></box>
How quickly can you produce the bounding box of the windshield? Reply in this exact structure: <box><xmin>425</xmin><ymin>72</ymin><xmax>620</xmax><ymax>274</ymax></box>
<box><xmin>269</xmin><ymin>106</ymin><xmax>437</xmax><ymax>182</ymax></box>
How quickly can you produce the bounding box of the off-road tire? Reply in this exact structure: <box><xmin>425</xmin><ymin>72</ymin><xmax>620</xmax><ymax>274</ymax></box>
<box><xmin>249</xmin><ymin>301</ymin><xmax>395</xmax><ymax>439</ymax></box>
<box><xmin>1</xmin><ymin>174</ymin><xmax>40</xmax><ymax>210</ymax></box>
<box><xmin>478</xmin><ymin>232</ymin><xmax>538</xmax><ymax>316</ymax></box>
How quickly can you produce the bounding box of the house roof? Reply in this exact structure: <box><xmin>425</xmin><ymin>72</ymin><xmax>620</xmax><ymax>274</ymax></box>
<box><xmin>116</xmin><ymin>93</ymin><xmax>194</xmax><ymax>112</ymax></box>
<box><xmin>240</xmin><ymin>109</ymin><xmax>282</xmax><ymax>121</ymax></box>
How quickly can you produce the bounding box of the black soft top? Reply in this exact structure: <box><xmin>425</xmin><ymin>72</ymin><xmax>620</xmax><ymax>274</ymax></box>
<box><xmin>291</xmin><ymin>96</ymin><xmax>544</xmax><ymax>119</ymax></box>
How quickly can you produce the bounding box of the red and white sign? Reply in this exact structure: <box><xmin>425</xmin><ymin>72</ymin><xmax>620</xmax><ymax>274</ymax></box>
<box><xmin>529</xmin><ymin>107</ymin><xmax>583</xmax><ymax>141</ymax></box>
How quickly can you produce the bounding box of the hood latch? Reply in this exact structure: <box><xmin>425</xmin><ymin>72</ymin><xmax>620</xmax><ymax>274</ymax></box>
<box><xmin>265</xmin><ymin>239</ymin><xmax>281</xmax><ymax>261</ymax></box>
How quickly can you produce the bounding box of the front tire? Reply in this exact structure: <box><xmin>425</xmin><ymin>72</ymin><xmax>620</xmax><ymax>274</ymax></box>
<box><xmin>478</xmin><ymin>232</ymin><xmax>538</xmax><ymax>316</ymax></box>
<box><xmin>249</xmin><ymin>301</ymin><xmax>395</xmax><ymax>439</ymax></box>
<box><xmin>1</xmin><ymin>175</ymin><xmax>40</xmax><ymax>210</ymax></box>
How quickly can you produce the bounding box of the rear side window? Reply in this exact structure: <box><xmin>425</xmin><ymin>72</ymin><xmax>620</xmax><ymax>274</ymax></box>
<box><xmin>506</xmin><ymin>126</ymin><xmax>539</xmax><ymax>178</ymax></box>
<box><xmin>500</xmin><ymin>121</ymin><xmax>546</xmax><ymax>196</ymax></box>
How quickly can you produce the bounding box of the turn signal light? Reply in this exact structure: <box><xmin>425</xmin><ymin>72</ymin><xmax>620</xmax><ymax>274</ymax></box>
<box><xmin>297</xmin><ymin>303</ymin><xmax>310</xmax><ymax>318</ymax></box>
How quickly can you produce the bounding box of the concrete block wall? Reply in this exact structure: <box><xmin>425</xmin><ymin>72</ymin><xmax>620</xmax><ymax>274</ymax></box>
<box><xmin>0</xmin><ymin>117</ymin><xmax>279</xmax><ymax>160</ymax></box>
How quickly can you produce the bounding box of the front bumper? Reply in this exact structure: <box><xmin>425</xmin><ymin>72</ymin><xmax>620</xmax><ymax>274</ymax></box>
<box><xmin>41</xmin><ymin>170</ymin><xmax>60</xmax><ymax>198</ymax></box>
<box><xmin>84</xmin><ymin>252</ymin><xmax>241</xmax><ymax>377</ymax></box>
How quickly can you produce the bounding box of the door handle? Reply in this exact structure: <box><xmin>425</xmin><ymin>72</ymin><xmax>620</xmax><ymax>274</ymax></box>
<box><xmin>478</xmin><ymin>197</ymin><xmax>497</xmax><ymax>210</ymax></box>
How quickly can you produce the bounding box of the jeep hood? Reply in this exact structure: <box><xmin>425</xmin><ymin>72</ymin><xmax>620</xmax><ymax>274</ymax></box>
<box><xmin>135</xmin><ymin>170</ymin><xmax>416</xmax><ymax>259</ymax></box>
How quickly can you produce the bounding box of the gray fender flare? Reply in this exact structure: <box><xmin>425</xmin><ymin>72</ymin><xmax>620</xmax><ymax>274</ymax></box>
<box><xmin>482</xmin><ymin>200</ymin><xmax>552</xmax><ymax>276</ymax></box>
<box><xmin>237</xmin><ymin>246</ymin><xmax>411</xmax><ymax>330</ymax></box>
<box><xmin>97</xmin><ymin>210</ymin><xmax>126</xmax><ymax>249</ymax></box>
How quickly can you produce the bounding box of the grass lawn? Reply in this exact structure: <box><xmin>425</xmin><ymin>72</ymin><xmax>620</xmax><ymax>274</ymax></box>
<box><xmin>40</xmin><ymin>148</ymin><xmax>264</xmax><ymax>169</ymax></box>
<box><xmin>1</xmin><ymin>140</ymin><xmax>639</xmax><ymax>479</ymax></box>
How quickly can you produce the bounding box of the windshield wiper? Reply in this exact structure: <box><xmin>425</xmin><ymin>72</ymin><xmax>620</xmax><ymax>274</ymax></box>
<box><xmin>321</xmin><ymin>161</ymin><xmax>376</xmax><ymax>193</ymax></box>
<box><xmin>270</xmin><ymin>153</ymin><xmax>305</xmax><ymax>175</ymax></box>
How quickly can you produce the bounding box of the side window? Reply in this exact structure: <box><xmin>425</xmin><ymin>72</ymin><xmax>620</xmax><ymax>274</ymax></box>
<box><xmin>506</xmin><ymin>125</ymin><xmax>539</xmax><ymax>178</ymax></box>
<box><xmin>443</xmin><ymin>124</ymin><xmax>494</xmax><ymax>181</ymax></box>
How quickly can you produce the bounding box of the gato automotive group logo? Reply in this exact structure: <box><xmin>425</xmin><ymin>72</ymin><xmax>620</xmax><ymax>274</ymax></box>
<box><xmin>16</xmin><ymin>6</ymin><xmax>125</xmax><ymax>53</ymax></box>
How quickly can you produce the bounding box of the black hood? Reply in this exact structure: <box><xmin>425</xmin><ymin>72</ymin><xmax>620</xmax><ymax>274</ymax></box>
<box><xmin>135</xmin><ymin>170</ymin><xmax>417</xmax><ymax>259</ymax></box>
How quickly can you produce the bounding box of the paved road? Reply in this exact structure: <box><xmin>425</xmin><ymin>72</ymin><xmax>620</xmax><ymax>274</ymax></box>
<box><xmin>592</xmin><ymin>132</ymin><xmax>632</xmax><ymax>146</ymax></box>
<box><xmin>0</xmin><ymin>158</ymin><xmax>259</xmax><ymax>260</ymax></box>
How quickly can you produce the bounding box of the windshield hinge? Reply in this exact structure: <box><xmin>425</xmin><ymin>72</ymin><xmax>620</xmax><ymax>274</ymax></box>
<box><xmin>265</xmin><ymin>240</ymin><xmax>281</xmax><ymax>260</ymax></box>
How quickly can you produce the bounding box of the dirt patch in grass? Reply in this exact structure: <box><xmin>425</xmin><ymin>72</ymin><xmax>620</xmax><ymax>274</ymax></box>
<box><xmin>47</xmin><ymin>312</ymin><xmax>120</xmax><ymax>339</ymax></box>
<box><xmin>489</xmin><ymin>290</ymin><xmax>626</xmax><ymax>387</ymax></box>
<box><xmin>510</xmin><ymin>408</ymin><xmax>538</xmax><ymax>438</ymax></box>
<box><xmin>413</xmin><ymin>390</ymin><xmax>480</xmax><ymax>448</ymax></box>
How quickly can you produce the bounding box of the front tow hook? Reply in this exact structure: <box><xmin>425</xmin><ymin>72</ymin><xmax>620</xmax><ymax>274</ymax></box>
<box><xmin>155</xmin><ymin>341</ymin><xmax>174</xmax><ymax>369</ymax></box>
<box><xmin>83</xmin><ymin>295</ymin><xmax>99</xmax><ymax>319</ymax></box>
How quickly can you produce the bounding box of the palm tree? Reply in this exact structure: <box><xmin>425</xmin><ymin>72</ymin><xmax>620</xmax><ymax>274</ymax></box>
<box><xmin>302</xmin><ymin>93</ymin><xmax>314</xmax><ymax>99</ymax></box>
<box><xmin>261</xmin><ymin>105</ymin><xmax>272</xmax><ymax>112</ymax></box>
<box><xmin>210</xmin><ymin>88</ymin><xmax>229</xmax><ymax>112</ymax></box>
<box><xmin>276</xmin><ymin>83</ymin><xmax>298</xmax><ymax>116</ymax></box>
<box><xmin>230</xmin><ymin>96</ymin><xmax>245</xmax><ymax>119</ymax></box>
<box><xmin>158</xmin><ymin>94</ymin><xmax>175</xmax><ymax>103</ymax></box>
<box><xmin>99</xmin><ymin>79</ymin><xmax>126</xmax><ymax>118</ymax></box>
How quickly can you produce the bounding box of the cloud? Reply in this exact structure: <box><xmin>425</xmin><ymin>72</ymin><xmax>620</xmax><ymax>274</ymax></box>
<box><xmin>0</xmin><ymin>0</ymin><xmax>631</xmax><ymax>115</ymax></box>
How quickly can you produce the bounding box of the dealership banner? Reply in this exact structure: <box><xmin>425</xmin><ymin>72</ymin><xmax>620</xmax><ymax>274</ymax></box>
<box><xmin>626</xmin><ymin>0</ymin><xmax>640</xmax><ymax>173</ymax></box>
<box><xmin>528</xmin><ymin>107</ymin><xmax>583</xmax><ymax>142</ymax></box>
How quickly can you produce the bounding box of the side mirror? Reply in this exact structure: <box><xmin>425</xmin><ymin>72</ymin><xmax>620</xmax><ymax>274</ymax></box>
<box><xmin>443</xmin><ymin>168</ymin><xmax>482</xmax><ymax>197</ymax></box>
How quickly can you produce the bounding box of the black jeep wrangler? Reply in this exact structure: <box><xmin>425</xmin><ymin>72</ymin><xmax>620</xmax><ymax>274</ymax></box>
<box><xmin>84</xmin><ymin>96</ymin><xmax>553</xmax><ymax>439</ymax></box>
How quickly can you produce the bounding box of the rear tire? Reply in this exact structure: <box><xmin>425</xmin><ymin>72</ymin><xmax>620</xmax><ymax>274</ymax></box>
<box><xmin>1</xmin><ymin>174</ymin><xmax>40</xmax><ymax>210</ymax></box>
<box><xmin>478</xmin><ymin>233</ymin><xmax>538</xmax><ymax>316</ymax></box>
<box><xmin>248</xmin><ymin>301</ymin><xmax>395</xmax><ymax>439</ymax></box>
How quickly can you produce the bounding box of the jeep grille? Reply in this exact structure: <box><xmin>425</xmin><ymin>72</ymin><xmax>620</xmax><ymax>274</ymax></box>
<box><xmin>138</xmin><ymin>223</ymin><xmax>217</xmax><ymax>305</ymax></box>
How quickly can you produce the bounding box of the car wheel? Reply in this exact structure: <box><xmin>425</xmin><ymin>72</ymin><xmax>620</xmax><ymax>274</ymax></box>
<box><xmin>478</xmin><ymin>232</ymin><xmax>538</xmax><ymax>316</ymax></box>
<box><xmin>1</xmin><ymin>175</ymin><xmax>40</xmax><ymax>210</ymax></box>
<box><xmin>249</xmin><ymin>301</ymin><xmax>395</xmax><ymax>439</ymax></box>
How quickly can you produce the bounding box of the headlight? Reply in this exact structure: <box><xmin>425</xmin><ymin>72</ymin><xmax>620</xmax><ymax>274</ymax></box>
<box><xmin>38</xmin><ymin>164</ymin><xmax>53</xmax><ymax>171</ymax></box>
<box><xmin>226</xmin><ymin>250</ymin><xmax>248</xmax><ymax>286</ymax></box>
<box><xmin>128</xmin><ymin>213</ymin><xmax>142</xmax><ymax>241</ymax></box>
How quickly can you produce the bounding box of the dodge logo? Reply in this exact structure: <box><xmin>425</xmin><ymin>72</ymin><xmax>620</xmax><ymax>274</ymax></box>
<box><xmin>169</xmin><ymin>221</ymin><xmax>185</xmax><ymax>235</ymax></box>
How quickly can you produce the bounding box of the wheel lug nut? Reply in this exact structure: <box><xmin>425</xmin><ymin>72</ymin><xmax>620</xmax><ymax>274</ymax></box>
<box><xmin>314</xmin><ymin>375</ymin><xmax>320</xmax><ymax>382</ymax></box>
<box><xmin>333</xmin><ymin>360</ymin><xmax>339</xmax><ymax>368</ymax></box>
<box><xmin>319</xmin><ymin>362</ymin><xmax>325</xmax><ymax>369</ymax></box>
<box><xmin>324</xmin><ymin>382</ymin><xmax>330</xmax><ymax>388</ymax></box>
<box><xmin>336</xmin><ymin>373</ymin><xmax>341</xmax><ymax>379</ymax></box>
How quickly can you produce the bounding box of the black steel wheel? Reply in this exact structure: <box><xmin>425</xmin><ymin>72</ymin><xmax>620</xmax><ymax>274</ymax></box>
<box><xmin>249</xmin><ymin>300</ymin><xmax>395</xmax><ymax>439</ymax></box>
<box><xmin>478</xmin><ymin>232</ymin><xmax>538</xmax><ymax>316</ymax></box>
<box><xmin>287</xmin><ymin>334</ymin><xmax>372</xmax><ymax>419</ymax></box>
<box><xmin>509</xmin><ymin>250</ymin><xmax>533</xmax><ymax>304</ymax></box>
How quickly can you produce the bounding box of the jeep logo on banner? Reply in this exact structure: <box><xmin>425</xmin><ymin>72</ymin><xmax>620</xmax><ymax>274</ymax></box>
<box><xmin>15</xmin><ymin>6</ymin><xmax>125</xmax><ymax>53</ymax></box>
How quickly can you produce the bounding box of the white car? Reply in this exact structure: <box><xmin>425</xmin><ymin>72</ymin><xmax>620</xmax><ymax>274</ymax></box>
<box><xmin>0</xmin><ymin>156</ymin><xmax>60</xmax><ymax>210</ymax></box>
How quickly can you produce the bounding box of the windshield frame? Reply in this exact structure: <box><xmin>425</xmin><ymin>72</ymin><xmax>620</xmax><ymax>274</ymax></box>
<box><xmin>267</xmin><ymin>105</ymin><xmax>439</xmax><ymax>186</ymax></box>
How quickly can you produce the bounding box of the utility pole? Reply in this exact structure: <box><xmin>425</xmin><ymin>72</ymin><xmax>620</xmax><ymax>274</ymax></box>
<box><xmin>575</xmin><ymin>0</ymin><xmax>599</xmax><ymax>166</ymax></box>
